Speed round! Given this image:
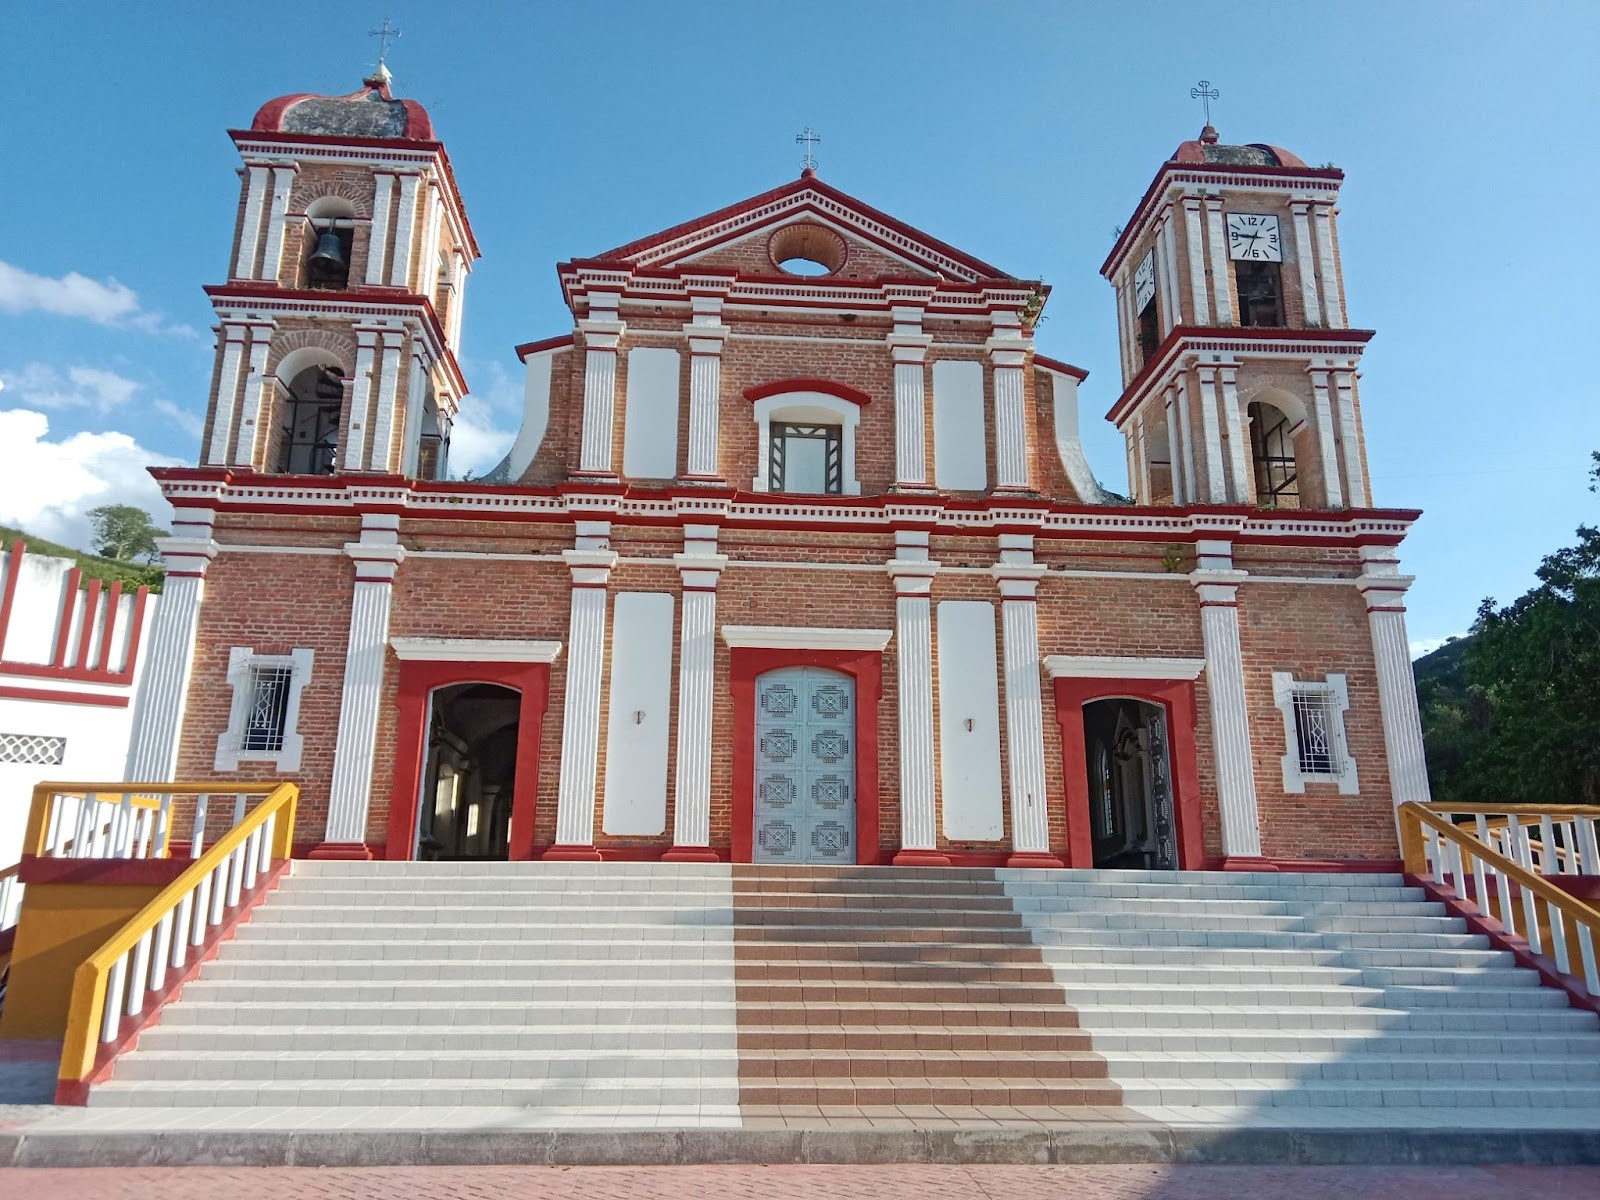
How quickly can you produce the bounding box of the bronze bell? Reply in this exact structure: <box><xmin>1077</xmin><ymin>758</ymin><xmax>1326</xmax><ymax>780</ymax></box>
<box><xmin>307</xmin><ymin>225</ymin><xmax>347</xmax><ymax>276</ymax></box>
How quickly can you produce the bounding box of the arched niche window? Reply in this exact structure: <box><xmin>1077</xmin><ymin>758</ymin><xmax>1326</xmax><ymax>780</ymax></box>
<box><xmin>416</xmin><ymin>386</ymin><xmax>451</xmax><ymax>480</ymax></box>
<box><xmin>275</xmin><ymin>350</ymin><xmax>345</xmax><ymax>475</ymax></box>
<box><xmin>747</xmin><ymin>383</ymin><xmax>866</xmax><ymax>495</ymax></box>
<box><xmin>1247</xmin><ymin>398</ymin><xmax>1300</xmax><ymax>509</ymax></box>
<box><xmin>300</xmin><ymin>196</ymin><xmax>355</xmax><ymax>291</ymax></box>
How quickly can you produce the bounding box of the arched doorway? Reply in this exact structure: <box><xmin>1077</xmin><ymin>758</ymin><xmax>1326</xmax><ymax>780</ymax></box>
<box><xmin>416</xmin><ymin>682</ymin><xmax>520</xmax><ymax>861</ymax></box>
<box><xmin>752</xmin><ymin>666</ymin><xmax>857</xmax><ymax>865</ymax></box>
<box><xmin>1081</xmin><ymin>698</ymin><xmax>1177</xmax><ymax>870</ymax></box>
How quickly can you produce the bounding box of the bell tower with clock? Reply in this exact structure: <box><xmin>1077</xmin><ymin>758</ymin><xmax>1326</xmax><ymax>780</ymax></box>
<box><xmin>1099</xmin><ymin>123</ymin><xmax>1373</xmax><ymax>511</ymax></box>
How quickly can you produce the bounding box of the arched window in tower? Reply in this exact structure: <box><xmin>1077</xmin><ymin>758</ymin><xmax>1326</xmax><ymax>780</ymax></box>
<box><xmin>278</xmin><ymin>364</ymin><xmax>344</xmax><ymax>475</ymax></box>
<box><xmin>300</xmin><ymin>197</ymin><xmax>355</xmax><ymax>291</ymax></box>
<box><xmin>1248</xmin><ymin>400</ymin><xmax>1299</xmax><ymax>508</ymax></box>
<box><xmin>416</xmin><ymin>388</ymin><xmax>451</xmax><ymax>481</ymax></box>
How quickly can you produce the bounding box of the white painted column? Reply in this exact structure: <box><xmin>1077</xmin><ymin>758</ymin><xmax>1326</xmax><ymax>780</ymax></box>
<box><xmin>1333</xmin><ymin>366</ymin><xmax>1368</xmax><ymax>506</ymax></box>
<box><xmin>1182</xmin><ymin>197</ymin><xmax>1210</xmax><ymax>326</ymax></box>
<box><xmin>1219</xmin><ymin>365</ymin><xmax>1252</xmax><ymax>503</ymax></box>
<box><xmin>365</xmin><ymin>172</ymin><xmax>395</xmax><ymax>287</ymax></box>
<box><xmin>1155</xmin><ymin>211</ymin><xmax>1179</xmax><ymax>333</ymax></box>
<box><xmin>207</xmin><ymin>323</ymin><xmax>249</xmax><ymax>465</ymax></box>
<box><xmin>257</xmin><ymin>166</ymin><xmax>297</xmax><ymax>286</ymax></box>
<box><xmin>1115</xmin><ymin>278</ymin><xmax>1135</xmax><ymax>381</ymax></box>
<box><xmin>1308</xmin><ymin>366</ymin><xmax>1344</xmax><ymax>508</ymax></box>
<box><xmin>388</xmin><ymin>172</ymin><xmax>422</xmax><ymax>290</ymax></box>
<box><xmin>1131</xmin><ymin>412</ymin><xmax>1150</xmax><ymax>502</ymax></box>
<box><xmin>343</xmin><ymin>328</ymin><xmax>380</xmax><ymax>472</ymax></box>
<box><xmin>232</xmin><ymin>324</ymin><xmax>274</xmax><ymax>467</ymax></box>
<box><xmin>1164</xmin><ymin>385</ymin><xmax>1186</xmax><ymax>502</ymax></box>
<box><xmin>321</xmin><ymin>515</ymin><xmax>404</xmax><ymax>857</ymax></box>
<box><xmin>668</xmin><ymin>524</ymin><xmax>726</xmax><ymax>859</ymax></box>
<box><xmin>993</xmin><ymin>535</ymin><xmax>1056</xmax><ymax>864</ymax></box>
<box><xmin>1290</xmin><ymin>201</ymin><xmax>1322</xmax><ymax>327</ymax></box>
<box><xmin>989</xmin><ymin>316</ymin><xmax>1030</xmax><ymax>489</ymax></box>
<box><xmin>233</xmin><ymin>165</ymin><xmax>270</xmax><ymax>280</ymax></box>
<box><xmin>124</xmin><ymin>513</ymin><xmax>217</xmax><ymax>782</ymax></box>
<box><xmin>401</xmin><ymin>344</ymin><xmax>431</xmax><ymax>477</ymax></box>
<box><xmin>1190</xmin><ymin>540</ymin><xmax>1261</xmax><ymax>858</ymax></box>
<box><xmin>1175</xmin><ymin>376</ymin><xmax>1196</xmax><ymax>504</ymax></box>
<box><xmin>578</xmin><ymin>295</ymin><xmax>625</xmax><ymax>475</ymax></box>
<box><xmin>1313</xmin><ymin>203</ymin><xmax>1346</xmax><ymax>327</ymax></box>
<box><xmin>684</xmin><ymin>295</ymin><xmax>728</xmax><ymax>479</ymax></box>
<box><xmin>417</xmin><ymin>179</ymin><xmax>442</xmax><ymax>304</ymax></box>
<box><xmin>890</xmin><ymin>304</ymin><xmax>933</xmax><ymax>487</ymax></box>
<box><xmin>1204</xmin><ymin>197</ymin><xmax>1234</xmax><ymax>325</ymax></box>
<box><xmin>889</xmin><ymin>529</ymin><xmax>944</xmax><ymax>864</ymax></box>
<box><xmin>445</xmin><ymin>253</ymin><xmax>468</xmax><ymax>349</ymax></box>
<box><xmin>367</xmin><ymin>328</ymin><xmax>406</xmax><ymax>473</ymax></box>
<box><xmin>1195</xmin><ymin>364</ymin><xmax>1227</xmax><ymax>502</ymax></box>
<box><xmin>1358</xmin><ymin>545</ymin><xmax>1432</xmax><ymax>810</ymax></box>
<box><xmin>548</xmin><ymin>538</ymin><xmax>616</xmax><ymax>858</ymax></box>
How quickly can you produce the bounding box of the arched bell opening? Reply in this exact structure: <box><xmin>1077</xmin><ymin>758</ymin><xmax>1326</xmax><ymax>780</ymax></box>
<box><xmin>273</xmin><ymin>347</ymin><xmax>347</xmax><ymax>475</ymax></box>
<box><xmin>417</xmin><ymin>682</ymin><xmax>521</xmax><ymax>861</ymax></box>
<box><xmin>300</xmin><ymin>196</ymin><xmax>355</xmax><ymax>291</ymax></box>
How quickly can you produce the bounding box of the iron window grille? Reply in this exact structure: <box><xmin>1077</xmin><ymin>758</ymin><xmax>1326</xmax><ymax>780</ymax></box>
<box><xmin>770</xmin><ymin>422</ymin><xmax>843</xmax><ymax>494</ymax></box>
<box><xmin>240</xmin><ymin>664</ymin><xmax>295</xmax><ymax>753</ymax></box>
<box><xmin>1291</xmin><ymin>686</ymin><xmax>1346</xmax><ymax>778</ymax></box>
<box><xmin>278</xmin><ymin>366</ymin><xmax>344</xmax><ymax>475</ymax></box>
<box><xmin>1249</xmin><ymin>402</ymin><xmax>1299</xmax><ymax>508</ymax></box>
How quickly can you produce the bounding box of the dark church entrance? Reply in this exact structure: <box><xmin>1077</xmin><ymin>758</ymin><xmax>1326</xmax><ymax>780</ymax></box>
<box><xmin>1081</xmin><ymin>698</ymin><xmax>1177</xmax><ymax>870</ymax></box>
<box><xmin>417</xmin><ymin>682</ymin><xmax>520</xmax><ymax>861</ymax></box>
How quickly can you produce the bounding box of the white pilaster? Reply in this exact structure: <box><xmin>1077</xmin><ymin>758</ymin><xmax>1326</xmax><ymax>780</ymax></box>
<box><xmin>1219</xmin><ymin>365</ymin><xmax>1252</xmax><ymax>503</ymax></box>
<box><xmin>1156</xmin><ymin>208</ymin><xmax>1181</xmax><ymax>333</ymax></box>
<box><xmin>683</xmin><ymin>295</ymin><xmax>728</xmax><ymax>479</ymax></box>
<box><xmin>258</xmin><ymin>166</ymin><xmax>297</xmax><ymax>286</ymax></box>
<box><xmin>1116</xmin><ymin>278</ymin><xmax>1135</xmax><ymax>382</ymax></box>
<box><xmin>323</xmin><ymin>515</ymin><xmax>404</xmax><ymax>853</ymax></box>
<box><xmin>890</xmin><ymin>305</ymin><xmax>933</xmax><ymax>487</ymax></box>
<box><xmin>367</xmin><ymin>328</ymin><xmax>406</xmax><ymax>473</ymax></box>
<box><xmin>1308</xmin><ymin>366</ymin><xmax>1344</xmax><ymax>508</ymax></box>
<box><xmin>889</xmin><ymin>530</ymin><xmax>942</xmax><ymax>862</ymax></box>
<box><xmin>233</xmin><ymin>165</ymin><xmax>270</xmax><ymax>280</ymax></box>
<box><xmin>365</xmin><ymin>172</ymin><xmax>395</xmax><ymax>287</ymax></box>
<box><xmin>418</xmin><ymin>178</ymin><xmax>442</xmax><ymax>304</ymax></box>
<box><xmin>989</xmin><ymin>314</ymin><xmax>1030</xmax><ymax>489</ymax></box>
<box><xmin>1313</xmin><ymin>203</ymin><xmax>1346</xmax><ymax>327</ymax></box>
<box><xmin>207</xmin><ymin>323</ymin><xmax>249</xmax><ymax>466</ymax></box>
<box><xmin>1290</xmin><ymin>201</ymin><xmax>1322</xmax><ymax>327</ymax></box>
<box><xmin>993</xmin><ymin>536</ymin><xmax>1054</xmax><ymax>862</ymax></box>
<box><xmin>1190</xmin><ymin>541</ymin><xmax>1261</xmax><ymax>858</ymax></box>
<box><xmin>669</xmin><ymin>523</ymin><xmax>725</xmax><ymax>857</ymax></box>
<box><xmin>1333</xmin><ymin>367</ymin><xmax>1368</xmax><ymax>506</ymax></box>
<box><xmin>1182</xmin><ymin>196</ymin><xmax>1210</xmax><ymax>326</ymax></box>
<box><xmin>549</xmin><ymin>541</ymin><xmax>617</xmax><ymax>856</ymax></box>
<box><xmin>1195</xmin><ymin>364</ymin><xmax>1226</xmax><ymax>502</ymax></box>
<box><xmin>232</xmin><ymin>325</ymin><xmax>273</xmax><ymax>467</ymax></box>
<box><xmin>402</xmin><ymin>344</ymin><xmax>431</xmax><ymax>477</ymax></box>
<box><xmin>579</xmin><ymin>295</ymin><xmax>625</xmax><ymax>475</ymax></box>
<box><xmin>1131</xmin><ymin>412</ymin><xmax>1150</xmax><ymax>502</ymax></box>
<box><xmin>1358</xmin><ymin>546</ymin><xmax>1431</xmax><ymax>810</ymax></box>
<box><xmin>124</xmin><ymin>519</ymin><xmax>218</xmax><ymax>782</ymax></box>
<box><xmin>388</xmin><ymin>172</ymin><xmax>422</xmax><ymax>290</ymax></box>
<box><xmin>1164</xmin><ymin>386</ymin><xmax>1186</xmax><ymax>502</ymax></box>
<box><xmin>1204</xmin><ymin>197</ymin><xmax>1234</xmax><ymax>325</ymax></box>
<box><xmin>445</xmin><ymin>252</ymin><xmax>467</xmax><ymax>350</ymax></box>
<box><xmin>343</xmin><ymin>328</ymin><xmax>380</xmax><ymax>472</ymax></box>
<box><xmin>1175</xmin><ymin>376</ymin><xmax>1196</xmax><ymax>505</ymax></box>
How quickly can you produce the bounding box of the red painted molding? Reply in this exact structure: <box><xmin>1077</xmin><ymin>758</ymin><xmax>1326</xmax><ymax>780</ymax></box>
<box><xmin>385</xmin><ymin>657</ymin><xmax>552</xmax><ymax>862</ymax></box>
<box><xmin>893</xmin><ymin>848</ymin><xmax>953</xmax><ymax>867</ymax></box>
<box><xmin>514</xmin><ymin>333</ymin><xmax>576</xmax><ymax>361</ymax></box>
<box><xmin>0</xmin><ymin>685</ymin><xmax>128</xmax><ymax>708</ymax></box>
<box><xmin>307</xmin><ymin>841</ymin><xmax>375</xmax><ymax>861</ymax></box>
<box><xmin>1033</xmin><ymin>353</ymin><xmax>1089</xmax><ymax>381</ymax></box>
<box><xmin>1006</xmin><ymin>850</ymin><xmax>1065</xmax><ymax>869</ymax></box>
<box><xmin>1214</xmin><ymin>856</ymin><xmax>1406</xmax><ymax>874</ymax></box>
<box><xmin>542</xmin><ymin>844</ymin><xmax>604</xmax><ymax>862</ymax></box>
<box><xmin>663</xmin><ymin>846</ymin><xmax>725</xmax><ymax>862</ymax></box>
<box><xmin>1051</xmin><ymin>676</ymin><xmax>1206</xmax><ymax>871</ymax></box>
<box><xmin>729</xmin><ymin>645</ymin><xmax>883</xmax><ymax>866</ymax></box>
<box><xmin>0</xmin><ymin>541</ymin><xmax>23</xmax><ymax>645</ymax></box>
<box><xmin>743</xmin><ymin>377</ymin><xmax>873</xmax><ymax>408</ymax></box>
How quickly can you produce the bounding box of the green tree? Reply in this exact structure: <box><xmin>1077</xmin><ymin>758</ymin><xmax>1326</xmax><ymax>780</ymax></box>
<box><xmin>87</xmin><ymin>504</ymin><xmax>167</xmax><ymax>563</ymax></box>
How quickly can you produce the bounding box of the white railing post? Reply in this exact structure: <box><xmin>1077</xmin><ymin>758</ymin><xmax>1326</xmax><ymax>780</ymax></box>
<box><xmin>1508</xmin><ymin>817</ymin><xmax>1543</xmax><ymax>954</ymax></box>
<box><xmin>232</xmin><ymin>793</ymin><xmax>248</xmax><ymax>829</ymax></box>
<box><xmin>45</xmin><ymin>795</ymin><xmax>65</xmax><ymax>854</ymax></box>
<box><xmin>242</xmin><ymin>827</ymin><xmax>262</xmax><ymax>890</ymax></box>
<box><xmin>1581</xmin><ymin>818</ymin><xmax>1600</xmax><ymax>875</ymax></box>
<box><xmin>208</xmin><ymin>863</ymin><xmax>228</xmax><ymax>927</ymax></box>
<box><xmin>101</xmin><ymin>954</ymin><xmax>127</xmax><ymax>1042</ymax></box>
<box><xmin>173</xmin><ymin>892</ymin><xmax>194</xmax><ymax>968</ymax></box>
<box><xmin>126</xmin><ymin>930</ymin><xmax>153</xmax><ymax>1017</ymax></box>
<box><xmin>150</xmin><ymin>909</ymin><xmax>174</xmax><ymax>992</ymax></box>
<box><xmin>192</xmin><ymin>875</ymin><xmax>213</xmax><ymax>946</ymax></box>
<box><xmin>226</xmin><ymin>845</ymin><xmax>245</xmax><ymax>907</ymax></box>
<box><xmin>192</xmin><ymin>793</ymin><xmax>210</xmax><ymax>859</ymax></box>
<box><xmin>73</xmin><ymin>799</ymin><xmax>93</xmax><ymax>858</ymax></box>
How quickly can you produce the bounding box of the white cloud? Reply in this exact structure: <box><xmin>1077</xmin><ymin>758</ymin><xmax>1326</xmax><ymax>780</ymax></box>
<box><xmin>0</xmin><ymin>409</ymin><xmax>179</xmax><ymax>551</ymax></box>
<box><xmin>153</xmin><ymin>398</ymin><xmax>206</xmax><ymax>440</ymax></box>
<box><xmin>0</xmin><ymin>363</ymin><xmax>141</xmax><ymax>412</ymax></box>
<box><xmin>447</xmin><ymin>359</ymin><xmax>521</xmax><ymax>480</ymax></box>
<box><xmin>1410</xmin><ymin>635</ymin><xmax>1465</xmax><ymax>660</ymax></box>
<box><xmin>0</xmin><ymin>259</ymin><xmax>195</xmax><ymax>336</ymax></box>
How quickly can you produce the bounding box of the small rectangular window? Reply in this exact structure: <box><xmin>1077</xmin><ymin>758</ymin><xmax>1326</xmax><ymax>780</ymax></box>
<box><xmin>1291</xmin><ymin>688</ymin><xmax>1342</xmax><ymax>777</ymax></box>
<box><xmin>216</xmin><ymin>648</ymin><xmax>314</xmax><ymax>772</ymax></box>
<box><xmin>240</xmin><ymin>664</ymin><xmax>295</xmax><ymax>753</ymax></box>
<box><xmin>1272</xmin><ymin>672</ymin><xmax>1359</xmax><ymax>794</ymax></box>
<box><xmin>1137</xmin><ymin>297</ymin><xmax>1161</xmax><ymax>366</ymax></box>
<box><xmin>1236</xmin><ymin>261</ymin><xmax>1285</xmax><ymax>328</ymax></box>
<box><xmin>770</xmin><ymin>423</ymin><xmax>842</xmax><ymax>494</ymax></box>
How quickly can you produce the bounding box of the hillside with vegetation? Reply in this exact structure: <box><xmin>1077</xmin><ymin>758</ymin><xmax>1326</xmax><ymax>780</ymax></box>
<box><xmin>0</xmin><ymin>526</ymin><xmax>165</xmax><ymax>593</ymax></box>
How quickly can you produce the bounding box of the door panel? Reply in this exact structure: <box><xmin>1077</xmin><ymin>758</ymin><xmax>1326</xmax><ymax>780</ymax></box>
<box><xmin>753</xmin><ymin>667</ymin><xmax>856</xmax><ymax>865</ymax></box>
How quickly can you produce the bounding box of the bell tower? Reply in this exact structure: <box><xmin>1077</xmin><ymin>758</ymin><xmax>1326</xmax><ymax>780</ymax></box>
<box><xmin>1100</xmin><ymin>123</ymin><xmax>1372</xmax><ymax>510</ymax></box>
<box><xmin>199</xmin><ymin>66</ymin><xmax>478</xmax><ymax>479</ymax></box>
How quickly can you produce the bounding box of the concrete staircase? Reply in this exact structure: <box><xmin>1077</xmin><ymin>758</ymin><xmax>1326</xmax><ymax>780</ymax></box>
<box><xmin>86</xmin><ymin>862</ymin><xmax>1600</xmax><ymax>1114</ymax></box>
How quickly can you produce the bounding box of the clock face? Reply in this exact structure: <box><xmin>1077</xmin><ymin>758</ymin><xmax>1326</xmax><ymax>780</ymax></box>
<box><xmin>1134</xmin><ymin>250</ymin><xmax>1157</xmax><ymax>311</ymax></box>
<box><xmin>1227</xmin><ymin>213</ymin><xmax>1282</xmax><ymax>261</ymax></box>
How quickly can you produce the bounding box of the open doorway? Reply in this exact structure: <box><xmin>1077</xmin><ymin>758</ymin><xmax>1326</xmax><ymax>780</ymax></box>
<box><xmin>417</xmin><ymin>682</ymin><xmax>520</xmax><ymax>861</ymax></box>
<box><xmin>1082</xmin><ymin>698</ymin><xmax>1177</xmax><ymax>870</ymax></box>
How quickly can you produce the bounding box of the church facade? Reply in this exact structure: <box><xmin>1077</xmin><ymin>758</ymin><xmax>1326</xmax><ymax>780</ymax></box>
<box><xmin>126</xmin><ymin>71</ymin><xmax>1431</xmax><ymax>871</ymax></box>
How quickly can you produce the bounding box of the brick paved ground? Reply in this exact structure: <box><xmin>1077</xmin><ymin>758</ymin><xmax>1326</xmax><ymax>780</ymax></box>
<box><xmin>4</xmin><ymin>1164</ymin><xmax>1600</xmax><ymax>1199</ymax></box>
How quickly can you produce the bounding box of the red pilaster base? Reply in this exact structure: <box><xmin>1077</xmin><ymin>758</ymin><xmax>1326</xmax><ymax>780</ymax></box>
<box><xmin>892</xmin><ymin>848</ymin><xmax>952</xmax><ymax>866</ymax></box>
<box><xmin>541</xmin><ymin>844</ymin><xmax>604</xmax><ymax>862</ymax></box>
<box><xmin>1218</xmin><ymin>855</ymin><xmax>1276</xmax><ymax>872</ymax></box>
<box><xmin>308</xmin><ymin>841</ymin><xmax>374</xmax><ymax>861</ymax></box>
<box><xmin>662</xmin><ymin>846</ymin><xmax>722</xmax><ymax>862</ymax></box>
<box><xmin>1004</xmin><ymin>851</ymin><xmax>1065</xmax><ymax>868</ymax></box>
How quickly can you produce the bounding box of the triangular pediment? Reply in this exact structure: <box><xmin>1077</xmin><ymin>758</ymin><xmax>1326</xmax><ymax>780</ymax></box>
<box><xmin>587</xmin><ymin>175</ymin><xmax>1011</xmax><ymax>284</ymax></box>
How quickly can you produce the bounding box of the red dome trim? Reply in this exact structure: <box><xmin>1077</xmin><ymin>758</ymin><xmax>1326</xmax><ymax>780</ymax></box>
<box><xmin>249</xmin><ymin>79</ymin><xmax>433</xmax><ymax>140</ymax></box>
<box><xmin>743</xmin><ymin>377</ymin><xmax>872</xmax><ymax>408</ymax></box>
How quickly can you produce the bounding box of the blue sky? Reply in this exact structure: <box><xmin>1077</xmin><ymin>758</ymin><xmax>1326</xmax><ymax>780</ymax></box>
<box><xmin>1</xmin><ymin>1</ymin><xmax>1595</xmax><ymax>655</ymax></box>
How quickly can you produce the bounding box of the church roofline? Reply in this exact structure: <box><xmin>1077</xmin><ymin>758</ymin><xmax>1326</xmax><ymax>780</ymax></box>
<box><xmin>1034</xmin><ymin>354</ymin><xmax>1089</xmax><ymax>382</ymax></box>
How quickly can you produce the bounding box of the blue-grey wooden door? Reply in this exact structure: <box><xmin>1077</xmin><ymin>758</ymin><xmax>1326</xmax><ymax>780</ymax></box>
<box><xmin>752</xmin><ymin>667</ymin><xmax>856</xmax><ymax>865</ymax></box>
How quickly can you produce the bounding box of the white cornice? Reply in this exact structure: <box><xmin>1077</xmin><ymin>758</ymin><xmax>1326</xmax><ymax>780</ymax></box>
<box><xmin>1043</xmin><ymin>655</ymin><xmax>1206</xmax><ymax>680</ymax></box>
<box><xmin>720</xmin><ymin>625</ymin><xmax>893</xmax><ymax>651</ymax></box>
<box><xmin>390</xmin><ymin>637</ymin><xmax>562</xmax><ymax>663</ymax></box>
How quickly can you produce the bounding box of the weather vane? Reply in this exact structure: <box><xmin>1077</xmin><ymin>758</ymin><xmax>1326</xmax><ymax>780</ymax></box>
<box><xmin>1190</xmin><ymin>79</ymin><xmax>1219</xmax><ymax>126</ymax></box>
<box><xmin>796</xmin><ymin>127</ymin><xmax>822</xmax><ymax>173</ymax></box>
<box><xmin>369</xmin><ymin>17</ymin><xmax>402</xmax><ymax>72</ymax></box>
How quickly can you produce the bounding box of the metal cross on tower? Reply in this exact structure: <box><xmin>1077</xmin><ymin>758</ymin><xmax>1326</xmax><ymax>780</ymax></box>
<box><xmin>369</xmin><ymin>17</ymin><xmax>402</xmax><ymax>70</ymax></box>
<box><xmin>1190</xmin><ymin>79</ymin><xmax>1220</xmax><ymax>125</ymax></box>
<box><xmin>796</xmin><ymin>127</ymin><xmax>822</xmax><ymax>173</ymax></box>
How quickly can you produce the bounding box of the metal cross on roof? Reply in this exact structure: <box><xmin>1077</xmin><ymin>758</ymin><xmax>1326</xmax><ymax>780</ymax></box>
<box><xmin>369</xmin><ymin>17</ymin><xmax>402</xmax><ymax>70</ymax></box>
<box><xmin>796</xmin><ymin>127</ymin><xmax>822</xmax><ymax>173</ymax></box>
<box><xmin>1190</xmin><ymin>79</ymin><xmax>1219</xmax><ymax>125</ymax></box>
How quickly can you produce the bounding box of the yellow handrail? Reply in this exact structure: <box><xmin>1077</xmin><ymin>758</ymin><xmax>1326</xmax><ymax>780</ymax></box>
<box><xmin>55</xmin><ymin>782</ymin><xmax>298</xmax><ymax>1092</ymax></box>
<box><xmin>1423</xmin><ymin>802</ymin><xmax>1600</xmax><ymax>819</ymax></box>
<box><xmin>1399</xmin><ymin>801</ymin><xmax>1600</xmax><ymax>994</ymax></box>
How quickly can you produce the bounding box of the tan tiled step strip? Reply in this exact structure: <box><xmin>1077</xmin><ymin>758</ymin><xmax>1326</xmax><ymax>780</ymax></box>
<box><xmin>731</xmin><ymin>864</ymin><xmax>1120</xmax><ymax>1111</ymax></box>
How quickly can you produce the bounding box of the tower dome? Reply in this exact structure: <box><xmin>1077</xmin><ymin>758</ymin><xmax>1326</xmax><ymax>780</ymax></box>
<box><xmin>1169</xmin><ymin>125</ymin><xmax>1306</xmax><ymax>169</ymax></box>
<box><xmin>249</xmin><ymin>68</ymin><xmax>434</xmax><ymax>141</ymax></box>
